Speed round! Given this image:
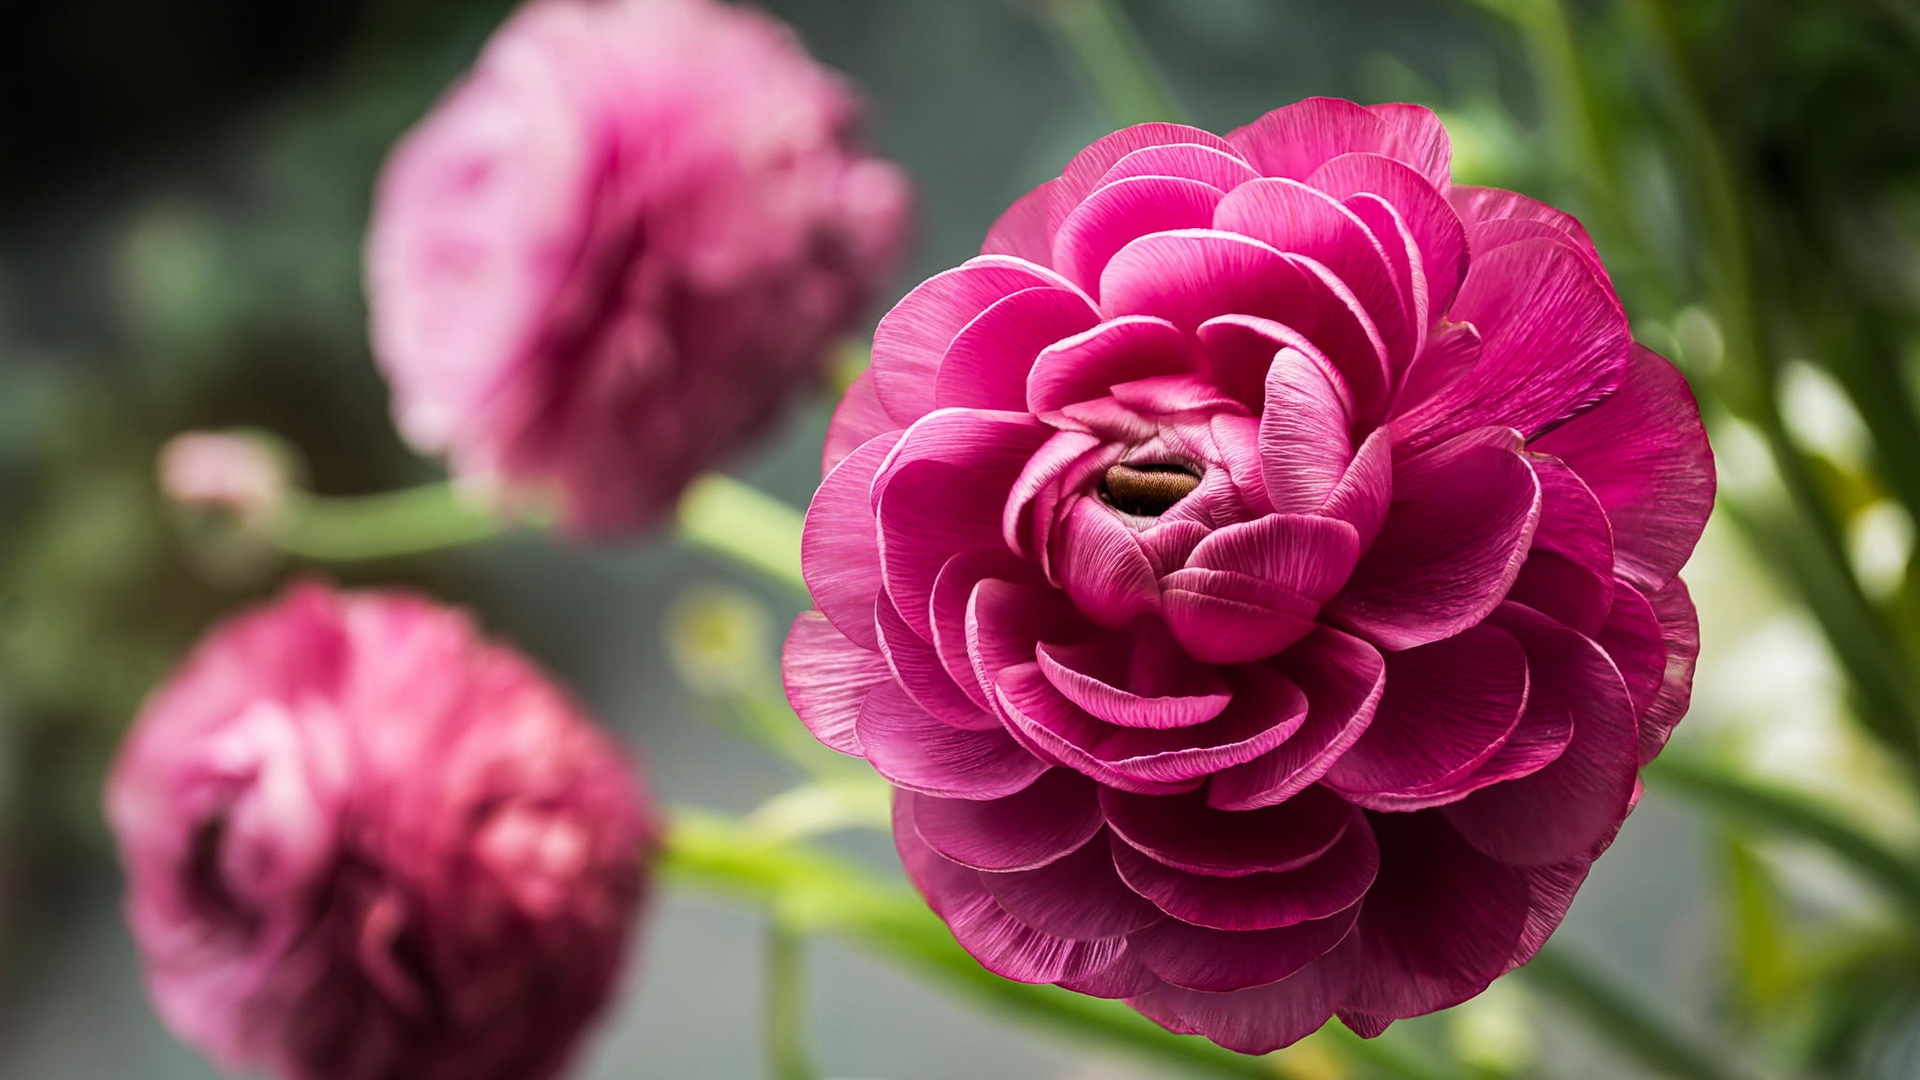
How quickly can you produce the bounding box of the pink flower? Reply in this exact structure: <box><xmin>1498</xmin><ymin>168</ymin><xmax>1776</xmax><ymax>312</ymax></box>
<box><xmin>158</xmin><ymin>430</ymin><xmax>292</xmax><ymax>529</ymax></box>
<box><xmin>784</xmin><ymin>99</ymin><xmax>1712</xmax><ymax>1052</ymax></box>
<box><xmin>106</xmin><ymin>582</ymin><xmax>658</xmax><ymax>1080</ymax></box>
<box><xmin>366</xmin><ymin>0</ymin><xmax>911</xmax><ymax>537</ymax></box>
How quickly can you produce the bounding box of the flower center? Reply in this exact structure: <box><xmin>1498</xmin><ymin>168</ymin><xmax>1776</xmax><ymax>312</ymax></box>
<box><xmin>1101</xmin><ymin>463</ymin><xmax>1201</xmax><ymax>517</ymax></box>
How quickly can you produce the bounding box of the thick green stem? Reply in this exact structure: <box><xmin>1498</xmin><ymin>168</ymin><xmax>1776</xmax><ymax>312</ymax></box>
<box><xmin>677</xmin><ymin>474</ymin><xmax>807</xmax><ymax>593</ymax></box>
<box><xmin>766</xmin><ymin>922</ymin><xmax>819</xmax><ymax>1080</ymax></box>
<box><xmin>1523</xmin><ymin>947</ymin><xmax>1755</xmax><ymax>1080</ymax></box>
<box><xmin>272</xmin><ymin>481</ymin><xmax>503</xmax><ymax>561</ymax></box>
<box><xmin>1647</xmin><ymin>754</ymin><xmax>1920</xmax><ymax>922</ymax></box>
<box><xmin>1036</xmin><ymin>0</ymin><xmax>1183</xmax><ymax>126</ymax></box>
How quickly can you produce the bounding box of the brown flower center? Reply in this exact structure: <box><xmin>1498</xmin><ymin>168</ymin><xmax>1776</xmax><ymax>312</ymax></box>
<box><xmin>1102</xmin><ymin>463</ymin><xmax>1201</xmax><ymax>517</ymax></box>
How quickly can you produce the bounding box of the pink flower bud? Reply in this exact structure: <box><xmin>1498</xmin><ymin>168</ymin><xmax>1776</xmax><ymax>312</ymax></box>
<box><xmin>158</xmin><ymin>430</ymin><xmax>292</xmax><ymax>528</ymax></box>
<box><xmin>106</xmin><ymin>582</ymin><xmax>659</xmax><ymax>1080</ymax></box>
<box><xmin>366</xmin><ymin>0</ymin><xmax>912</xmax><ymax>537</ymax></box>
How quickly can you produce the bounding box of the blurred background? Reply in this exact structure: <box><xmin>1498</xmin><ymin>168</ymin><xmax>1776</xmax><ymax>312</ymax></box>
<box><xmin>3</xmin><ymin>1</ymin><xmax>1920</xmax><ymax>1077</ymax></box>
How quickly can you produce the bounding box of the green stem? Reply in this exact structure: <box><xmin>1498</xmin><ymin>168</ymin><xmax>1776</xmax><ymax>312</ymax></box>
<box><xmin>1036</xmin><ymin>0</ymin><xmax>1183</xmax><ymax>126</ymax></box>
<box><xmin>1523</xmin><ymin>947</ymin><xmax>1755</xmax><ymax>1080</ymax></box>
<box><xmin>1647</xmin><ymin>754</ymin><xmax>1920</xmax><ymax>922</ymax></box>
<box><xmin>677</xmin><ymin>475</ymin><xmax>807</xmax><ymax>593</ymax></box>
<box><xmin>273</xmin><ymin>481</ymin><xmax>503</xmax><ymax>561</ymax></box>
<box><xmin>766</xmin><ymin>922</ymin><xmax>819</xmax><ymax>1080</ymax></box>
<box><xmin>663</xmin><ymin>810</ymin><xmax>1268</xmax><ymax>1079</ymax></box>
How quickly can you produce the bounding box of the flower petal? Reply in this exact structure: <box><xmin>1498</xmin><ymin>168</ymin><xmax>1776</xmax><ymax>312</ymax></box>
<box><xmin>1102</xmin><ymin>781</ymin><xmax>1351</xmax><ymax>877</ymax></box>
<box><xmin>1530</xmin><ymin>345</ymin><xmax>1713</xmax><ymax>591</ymax></box>
<box><xmin>1053</xmin><ymin>176</ymin><xmax>1226</xmax><ymax>296</ymax></box>
<box><xmin>801</xmin><ymin>431</ymin><xmax>901</xmax><ymax>649</ymax></box>
<box><xmin>1131</xmin><ymin>935</ymin><xmax>1359</xmax><ymax>1055</ymax></box>
<box><xmin>783</xmin><ymin>612</ymin><xmax>889</xmax><ymax>755</ymax></box>
<box><xmin>1112</xmin><ymin>810</ymin><xmax>1378</xmax><ymax>931</ymax></box>
<box><xmin>982</xmin><ymin>179</ymin><xmax>1058</xmax><ymax>265</ymax></box>
<box><xmin>1026</xmin><ymin>316</ymin><xmax>1193</xmax><ymax>415</ymax></box>
<box><xmin>933</xmin><ymin>287</ymin><xmax>1102</xmax><ymax>410</ymax></box>
<box><xmin>858</xmin><ymin>682</ymin><xmax>1048</xmax><ymax>800</ymax></box>
<box><xmin>980</xmin><ymin>831</ymin><xmax>1165</xmax><ymax>939</ymax></box>
<box><xmin>906</xmin><ymin>768</ymin><xmax>1102</xmax><ymax>871</ymax></box>
<box><xmin>1308</xmin><ymin>152</ymin><xmax>1467</xmax><ymax>316</ymax></box>
<box><xmin>1126</xmin><ymin>899</ymin><xmax>1360</xmax><ymax>992</ymax></box>
<box><xmin>1210</xmin><ymin>628</ymin><xmax>1386</xmax><ymax>810</ymax></box>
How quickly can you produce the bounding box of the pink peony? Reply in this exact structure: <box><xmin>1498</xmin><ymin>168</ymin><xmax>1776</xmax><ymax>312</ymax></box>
<box><xmin>366</xmin><ymin>0</ymin><xmax>911</xmax><ymax>537</ymax></box>
<box><xmin>106</xmin><ymin>582</ymin><xmax>658</xmax><ymax>1080</ymax></box>
<box><xmin>784</xmin><ymin>98</ymin><xmax>1712</xmax><ymax>1052</ymax></box>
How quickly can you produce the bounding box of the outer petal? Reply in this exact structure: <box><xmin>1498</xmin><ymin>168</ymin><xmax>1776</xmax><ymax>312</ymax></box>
<box><xmin>933</xmin><ymin>287</ymin><xmax>1101</xmax><ymax>410</ymax></box>
<box><xmin>823</xmin><ymin>368</ymin><xmax>897</xmax><ymax>475</ymax></box>
<box><xmin>1050</xmin><ymin>124</ymin><xmax>1244</xmax><ymax>234</ymax></box>
<box><xmin>857</xmin><ymin>683</ymin><xmax>1047</xmax><ymax>800</ymax></box>
<box><xmin>982</xmin><ymin>179</ymin><xmax>1058</xmax><ymax>264</ymax></box>
<box><xmin>1307</xmin><ymin>152</ymin><xmax>1468</xmax><ymax>316</ymax></box>
<box><xmin>1053</xmin><ymin>176</ymin><xmax>1226</xmax><ymax>296</ymax></box>
<box><xmin>979</xmin><ymin>833</ymin><xmax>1164</xmax><ymax>939</ymax></box>
<box><xmin>906</xmin><ymin>769</ymin><xmax>1102</xmax><ymax>871</ymax></box>
<box><xmin>1227</xmin><ymin>97</ymin><xmax>1423</xmax><ymax>183</ymax></box>
<box><xmin>1443</xmin><ymin>604</ymin><xmax>1639</xmax><ymax>865</ymax></box>
<box><xmin>801</xmin><ymin>432</ymin><xmax>901</xmax><ymax>650</ymax></box>
<box><xmin>1336</xmin><ymin>810</ymin><xmax>1530</xmax><ymax>1022</ymax></box>
<box><xmin>1102</xmin><ymin>782</ymin><xmax>1351</xmax><ymax>877</ymax></box>
<box><xmin>1131</xmin><ymin>935</ymin><xmax>1359</xmax><ymax>1055</ymax></box>
<box><xmin>1112</xmin><ymin>811</ymin><xmax>1378</xmax><ymax>931</ymax></box>
<box><xmin>1126</xmin><ymin>901</ymin><xmax>1360</xmax><ymax>993</ymax></box>
<box><xmin>782</xmin><ymin>612</ymin><xmax>889</xmax><ymax>755</ymax></box>
<box><xmin>1530</xmin><ymin>345</ymin><xmax>1714</xmax><ymax>591</ymax></box>
<box><xmin>1393</xmin><ymin>237</ymin><xmax>1628</xmax><ymax>452</ymax></box>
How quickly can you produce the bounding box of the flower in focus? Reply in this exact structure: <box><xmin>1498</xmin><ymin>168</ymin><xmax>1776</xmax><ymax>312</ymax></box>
<box><xmin>785</xmin><ymin>98</ymin><xmax>1712</xmax><ymax>1051</ymax></box>
<box><xmin>366</xmin><ymin>0</ymin><xmax>911</xmax><ymax>537</ymax></box>
<box><xmin>158</xmin><ymin>429</ymin><xmax>294</xmax><ymax>530</ymax></box>
<box><xmin>107</xmin><ymin>582</ymin><xmax>658</xmax><ymax>1080</ymax></box>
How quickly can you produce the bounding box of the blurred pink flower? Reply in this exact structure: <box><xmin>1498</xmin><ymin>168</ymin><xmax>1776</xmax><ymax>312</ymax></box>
<box><xmin>158</xmin><ymin>430</ymin><xmax>292</xmax><ymax>528</ymax></box>
<box><xmin>366</xmin><ymin>0</ymin><xmax>911</xmax><ymax>537</ymax></box>
<box><xmin>785</xmin><ymin>98</ymin><xmax>1712</xmax><ymax>1052</ymax></box>
<box><xmin>107</xmin><ymin>582</ymin><xmax>658</xmax><ymax>1080</ymax></box>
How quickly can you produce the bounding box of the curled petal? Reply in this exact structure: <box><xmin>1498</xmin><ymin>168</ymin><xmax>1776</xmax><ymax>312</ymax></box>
<box><xmin>802</xmin><ymin>432</ymin><xmax>901</xmax><ymax>649</ymax></box>
<box><xmin>1036</xmin><ymin>631</ymin><xmax>1231</xmax><ymax>730</ymax></box>
<box><xmin>907</xmin><ymin>769</ymin><xmax>1102</xmax><ymax>871</ymax></box>
<box><xmin>982</xmin><ymin>179</ymin><xmax>1058</xmax><ymax>265</ymax></box>
<box><xmin>1026</xmin><ymin>316</ymin><xmax>1193</xmax><ymax>415</ymax></box>
<box><xmin>933</xmin><ymin>287</ymin><xmax>1101</xmax><ymax>410</ymax></box>
<box><xmin>857</xmin><ymin>683</ymin><xmax>1048</xmax><ymax>800</ymax></box>
<box><xmin>783</xmin><ymin>612</ymin><xmax>889</xmax><ymax>755</ymax></box>
<box><xmin>1053</xmin><ymin>176</ymin><xmax>1226</xmax><ymax>296</ymax></box>
<box><xmin>1112</xmin><ymin>810</ymin><xmax>1378</xmax><ymax>930</ymax></box>
<box><xmin>1308</xmin><ymin>152</ymin><xmax>1467</xmax><ymax>316</ymax></box>
<box><xmin>1210</xmin><ymin>628</ymin><xmax>1386</xmax><ymax>810</ymax></box>
<box><xmin>1328</xmin><ymin>443</ymin><xmax>1540</xmax><ymax>650</ymax></box>
<box><xmin>1093</xmin><ymin>143</ymin><xmax>1261</xmax><ymax>193</ymax></box>
<box><xmin>822</xmin><ymin>369</ymin><xmax>897</xmax><ymax>475</ymax></box>
<box><xmin>1530</xmin><ymin>345</ymin><xmax>1714</xmax><ymax>591</ymax></box>
<box><xmin>1052</xmin><ymin>497</ymin><xmax>1163</xmax><ymax>628</ymax></box>
<box><xmin>1103</xmin><ymin>782</ymin><xmax>1351</xmax><ymax>877</ymax></box>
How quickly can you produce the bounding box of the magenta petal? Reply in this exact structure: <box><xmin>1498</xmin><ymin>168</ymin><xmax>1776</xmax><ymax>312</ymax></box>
<box><xmin>896</xmin><ymin>806</ymin><xmax>1128</xmax><ymax>984</ymax></box>
<box><xmin>982</xmin><ymin>179</ymin><xmax>1058</xmax><ymax>265</ymax></box>
<box><xmin>1638</xmin><ymin>578</ymin><xmax>1700</xmax><ymax>763</ymax></box>
<box><xmin>1394</xmin><ymin>319</ymin><xmax>1480</xmax><ymax>412</ymax></box>
<box><xmin>1320</xmin><ymin>426</ymin><xmax>1391</xmax><ymax>551</ymax></box>
<box><xmin>1053</xmin><ymin>175</ymin><xmax>1226</xmax><ymax>295</ymax></box>
<box><xmin>1329</xmin><ymin>443</ymin><xmax>1540</xmax><ymax>651</ymax></box>
<box><xmin>1161</xmin><ymin>569</ymin><xmax>1322</xmax><ymax>665</ymax></box>
<box><xmin>1215</xmin><ymin>177</ymin><xmax>1412</xmax><ymax>370</ymax></box>
<box><xmin>1026</xmin><ymin>317</ymin><xmax>1193</xmax><ymax>415</ymax></box>
<box><xmin>1093</xmin><ymin>143</ymin><xmax>1261</xmax><ymax>193</ymax></box>
<box><xmin>1036</xmin><ymin>636</ymin><xmax>1231</xmax><ymax>730</ymax></box>
<box><xmin>1060</xmin><ymin>950</ymin><xmax>1160</xmax><ymax>999</ymax></box>
<box><xmin>906</xmin><ymin>769</ymin><xmax>1101</xmax><ymax>871</ymax></box>
<box><xmin>802</xmin><ymin>432</ymin><xmax>900</xmax><ymax>650</ymax></box>
<box><xmin>1531</xmin><ymin>345</ymin><xmax>1714</xmax><ymax>591</ymax></box>
<box><xmin>1506</xmin><ymin>550</ymin><xmax>1615</xmax><ymax>637</ymax></box>
<box><xmin>933</xmin><ymin>287</ymin><xmax>1101</xmax><ymax>410</ymax></box>
<box><xmin>1131</xmin><ymin>936</ymin><xmax>1359</xmax><ymax>1055</ymax></box>
<box><xmin>1323</xmin><ymin>624</ymin><xmax>1529</xmax><ymax>803</ymax></box>
<box><xmin>1052</xmin><ymin>497</ymin><xmax>1162</xmax><ymax>628</ymax></box>
<box><xmin>1227</xmin><ymin>97</ymin><xmax>1402</xmax><ymax>182</ymax></box>
<box><xmin>857</xmin><ymin>682</ymin><xmax>1047</xmax><ymax>800</ymax></box>
<box><xmin>1186</xmin><ymin>513</ymin><xmax>1360</xmax><ymax>602</ymax></box>
<box><xmin>1366</xmin><ymin>102</ymin><xmax>1452</xmax><ymax>187</ymax></box>
<box><xmin>1258</xmin><ymin>348</ymin><xmax>1358</xmax><ymax>512</ymax></box>
<box><xmin>876</xmin><ymin>409</ymin><xmax>1050</xmax><ymax>637</ymax></box>
<box><xmin>1338</xmin><ymin>810</ymin><xmax>1530</xmax><ymax>1019</ymax></box>
<box><xmin>1126</xmin><ymin>899</ymin><xmax>1360</xmax><ymax>993</ymax></box>
<box><xmin>822</xmin><ymin>368</ymin><xmax>897</xmax><ymax>474</ymax></box>
<box><xmin>783</xmin><ymin>612</ymin><xmax>890</xmax><ymax>756</ymax></box>
<box><xmin>1394</xmin><ymin>237</ymin><xmax>1629</xmax><ymax>453</ymax></box>
<box><xmin>1308</xmin><ymin>152</ymin><xmax>1468</xmax><ymax>316</ymax></box>
<box><xmin>996</xmin><ymin>662</ymin><xmax>1305</xmax><ymax>791</ymax></box>
<box><xmin>1051</xmin><ymin>124</ymin><xmax>1244</xmax><ymax>233</ymax></box>
<box><xmin>1098</xmin><ymin>229</ymin><xmax>1292</xmax><ymax>331</ymax></box>
<box><xmin>1449</xmin><ymin>184</ymin><xmax>1601</xmax><ymax>268</ymax></box>
<box><xmin>1443</xmin><ymin>603</ymin><xmax>1639</xmax><ymax>865</ymax></box>
<box><xmin>1343</xmin><ymin>193</ymin><xmax>1427</xmax><ymax>354</ymax></box>
<box><xmin>1102</xmin><ymin>782</ymin><xmax>1351</xmax><ymax>877</ymax></box>
<box><xmin>930</xmin><ymin>550</ymin><xmax>1038</xmax><ymax>711</ymax></box>
<box><xmin>1210</xmin><ymin>628</ymin><xmax>1386</xmax><ymax>810</ymax></box>
<box><xmin>876</xmin><ymin>594</ymin><xmax>999</xmax><ymax>731</ymax></box>
<box><xmin>964</xmin><ymin>577</ymin><xmax>1092</xmax><ymax>696</ymax></box>
<box><xmin>871</xmin><ymin>257</ymin><xmax>1079</xmax><ymax>423</ymax></box>
<box><xmin>1529</xmin><ymin>454</ymin><xmax>1617</xmax><ymax>583</ymax></box>
<box><xmin>979</xmin><ymin>832</ymin><xmax>1164</xmax><ymax>939</ymax></box>
<box><xmin>1195</xmin><ymin>313</ymin><xmax>1359</xmax><ymax>420</ymax></box>
<box><xmin>1112</xmin><ymin>810</ymin><xmax>1378</xmax><ymax>930</ymax></box>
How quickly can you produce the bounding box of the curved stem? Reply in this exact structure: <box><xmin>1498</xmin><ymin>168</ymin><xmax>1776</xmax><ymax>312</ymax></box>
<box><xmin>1523</xmin><ymin>946</ymin><xmax>1756</xmax><ymax>1080</ymax></box>
<box><xmin>273</xmin><ymin>482</ymin><xmax>503</xmax><ymax>561</ymax></box>
<box><xmin>677</xmin><ymin>475</ymin><xmax>807</xmax><ymax>593</ymax></box>
<box><xmin>766</xmin><ymin>922</ymin><xmax>819</xmax><ymax>1080</ymax></box>
<box><xmin>1035</xmin><ymin>0</ymin><xmax>1183</xmax><ymax>126</ymax></box>
<box><xmin>1647</xmin><ymin>753</ymin><xmax>1920</xmax><ymax>921</ymax></box>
